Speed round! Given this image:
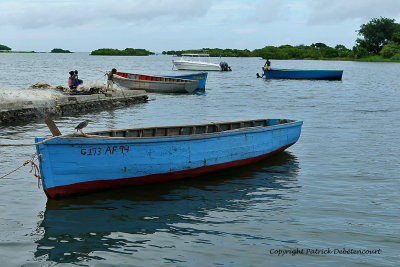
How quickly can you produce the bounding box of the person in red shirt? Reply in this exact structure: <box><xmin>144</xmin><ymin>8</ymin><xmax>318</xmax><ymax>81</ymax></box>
<box><xmin>68</xmin><ymin>71</ymin><xmax>75</xmax><ymax>89</ymax></box>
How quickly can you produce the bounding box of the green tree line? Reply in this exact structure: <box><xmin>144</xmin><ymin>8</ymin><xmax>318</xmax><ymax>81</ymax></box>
<box><xmin>163</xmin><ymin>48</ymin><xmax>253</xmax><ymax>57</ymax></box>
<box><xmin>163</xmin><ymin>44</ymin><xmax>352</xmax><ymax>59</ymax></box>
<box><xmin>163</xmin><ymin>17</ymin><xmax>400</xmax><ymax>61</ymax></box>
<box><xmin>90</xmin><ymin>48</ymin><xmax>154</xmax><ymax>56</ymax></box>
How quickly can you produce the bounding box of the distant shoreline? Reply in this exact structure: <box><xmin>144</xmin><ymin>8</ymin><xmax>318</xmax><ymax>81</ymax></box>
<box><xmin>0</xmin><ymin>51</ymin><xmax>36</xmax><ymax>53</ymax></box>
<box><xmin>1</xmin><ymin>51</ymin><xmax>399</xmax><ymax>62</ymax></box>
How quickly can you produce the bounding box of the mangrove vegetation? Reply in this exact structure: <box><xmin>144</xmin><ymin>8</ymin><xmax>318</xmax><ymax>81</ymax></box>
<box><xmin>51</xmin><ymin>48</ymin><xmax>72</xmax><ymax>53</ymax></box>
<box><xmin>163</xmin><ymin>17</ymin><xmax>400</xmax><ymax>62</ymax></box>
<box><xmin>0</xmin><ymin>44</ymin><xmax>11</xmax><ymax>51</ymax></box>
<box><xmin>90</xmin><ymin>48</ymin><xmax>154</xmax><ymax>56</ymax></box>
<box><xmin>163</xmin><ymin>44</ymin><xmax>352</xmax><ymax>59</ymax></box>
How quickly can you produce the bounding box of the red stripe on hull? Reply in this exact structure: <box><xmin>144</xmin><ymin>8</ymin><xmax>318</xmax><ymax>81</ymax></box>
<box><xmin>45</xmin><ymin>143</ymin><xmax>295</xmax><ymax>198</ymax></box>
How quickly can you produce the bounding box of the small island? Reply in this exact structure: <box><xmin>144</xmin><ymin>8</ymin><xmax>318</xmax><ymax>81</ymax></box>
<box><xmin>91</xmin><ymin>48</ymin><xmax>154</xmax><ymax>56</ymax></box>
<box><xmin>0</xmin><ymin>44</ymin><xmax>12</xmax><ymax>51</ymax></box>
<box><xmin>51</xmin><ymin>48</ymin><xmax>72</xmax><ymax>53</ymax></box>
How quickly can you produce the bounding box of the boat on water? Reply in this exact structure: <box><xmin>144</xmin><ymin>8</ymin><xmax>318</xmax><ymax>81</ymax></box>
<box><xmin>35</xmin><ymin>118</ymin><xmax>303</xmax><ymax>198</ymax></box>
<box><xmin>165</xmin><ymin>72</ymin><xmax>208</xmax><ymax>89</ymax></box>
<box><xmin>263</xmin><ymin>68</ymin><xmax>343</xmax><ymax>80</ymax></box>
<box><xmin>113</xmin><ymin>71</ymin><xmax>199</xmax><ymax>93</ymax></box>
<box><xmin>172</xmin><ymin>54</ymin><xmax>231</xmax><ymax>71</ymax></box>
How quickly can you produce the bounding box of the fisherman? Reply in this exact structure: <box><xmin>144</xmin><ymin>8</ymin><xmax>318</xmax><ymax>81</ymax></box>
<box><xmin>107</xmin><ymin>68</ymin><xmax>117</xmax><ymax>92</ymax></box>
<box><xmin>264</xmin><ymin>59</ymin><xmax>271</xmax><ymax>71</ymax></box>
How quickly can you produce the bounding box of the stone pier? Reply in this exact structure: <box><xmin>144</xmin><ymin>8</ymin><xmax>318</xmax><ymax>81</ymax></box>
<box><xmin>0</xmin><ymin>90</ymin><xmax>148</xmax><ymax>125</ymax></box>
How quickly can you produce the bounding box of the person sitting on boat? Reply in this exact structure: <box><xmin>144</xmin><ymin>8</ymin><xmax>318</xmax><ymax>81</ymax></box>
<box><xmin>107</xmin><ymin>68</ymin><xmax>117</xmax><ymax>92</ymax></box>
<box><xmin>72</xmin><ymin>71</ymin><xmax>80</xmax><ymax>89</ymax></box>
<box><xmin>74</xmin><ymin>70</ymin><xmax>83</xmax><ymax>85</ymax></box>
<box><xmin>68</xmin><ymin>71</ymin><xmax>75</xmax><ymax>89</ymax></box>
<box><xmin>264</xmin><ymin>59</ymin><xmax>271</xmax><ymax>71</ymax></box>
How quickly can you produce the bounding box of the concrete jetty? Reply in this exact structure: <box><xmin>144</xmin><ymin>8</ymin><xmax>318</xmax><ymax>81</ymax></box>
<box><xmin>0</xmin><ymin>90</ymin><xmax>148</xmax><ymax>125</ymax></box>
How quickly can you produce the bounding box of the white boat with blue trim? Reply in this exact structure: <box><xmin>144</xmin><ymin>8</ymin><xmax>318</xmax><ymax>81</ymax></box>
<box><xmin>172</xmin><ymin>54</ymin><xmax>231</xmax><ymax>71</ymax></box>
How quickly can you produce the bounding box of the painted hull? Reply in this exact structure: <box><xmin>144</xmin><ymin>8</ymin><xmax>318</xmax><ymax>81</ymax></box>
<box><xmin>35</xmin><ymin>119</ymin><xmax>303</xmax><ymax>198</ymax></box>
<box><xmin>113</xmin><ymin>72</ymin><xmax>199</xmax><ymax>93</ymax></box>
<box><xmin>172</xmin><ymin>60</ymin><xmax>221</xmax><ymax>71</ymax></box>
<box><xmin>264</xmin><ymin>68</ymin><xmax>343</xmax><ymax>80</ymax></box>
<box><xmin>166</xmin><ymin>72</ymin><xmax>208</xmax><ymax>89</ymax></box>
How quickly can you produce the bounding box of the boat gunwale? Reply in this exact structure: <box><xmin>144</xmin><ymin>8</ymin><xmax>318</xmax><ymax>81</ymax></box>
<box><xmin>268</xmin><ymin>68</ymin><xmax>344</xmax><ymax>73</ymax></box>
<box><xmin>36</xmin><ymin>120</ymin><xmax>303</xmax><ymax>145</ymax></box>
<box><xmin>172</xmin><ymin>60</ymin><xmax>220</xmax><ymax>66</ymax></box>
<box><xmin>172</xmin><ymin>54</ymin><xmax>221</xmax><ymax>67</ymax></box>
<box><xmin>166</xmin><ymin>72</ymin><xmax>208</xmax><ymax>79</ymax></box>
<box><xmin>180</xmin><ymin>53</ymin><xmax>211</xmax><ymax>57</ymax></box>
<box><xmin>114</xmin><ymin>72</ymin><xmax>197</xmax><ymax>84</ymax></box>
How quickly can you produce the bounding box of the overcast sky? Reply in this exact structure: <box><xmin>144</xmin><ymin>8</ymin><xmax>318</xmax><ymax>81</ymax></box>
<box><xmin>1</xmin><ymin>0</ymin><xmax>400</xmax><ymax>52</ymax></box>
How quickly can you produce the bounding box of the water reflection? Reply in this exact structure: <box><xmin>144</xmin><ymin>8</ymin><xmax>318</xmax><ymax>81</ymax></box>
<box><xmin>34</xmin><ymin>152</ymin><xmax>300</xmax><ymax>263</ymax></box>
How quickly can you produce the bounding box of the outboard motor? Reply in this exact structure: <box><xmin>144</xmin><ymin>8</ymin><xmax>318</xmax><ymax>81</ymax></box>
<box><xmin>219</xmin><ymin>61</ymin><xmax>231</xmax><ymax>71</ymax></box>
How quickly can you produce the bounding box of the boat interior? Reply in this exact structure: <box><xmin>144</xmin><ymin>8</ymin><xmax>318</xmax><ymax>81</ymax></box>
<box><xmin>115</xmin><ymin>72</ymin><xmax>192</xmax><ymax>83</ymax></box>
<box><xmin>89</xmin><ymin>119</ymin><xmax>295</xmax><ymax>138</ymax></box>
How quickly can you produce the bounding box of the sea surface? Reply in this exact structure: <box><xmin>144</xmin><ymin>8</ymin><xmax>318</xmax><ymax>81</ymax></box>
<box><xmin>0</xmin><ymin>53</ymin><xmax>399</xmax><ymax>266</ymax></box>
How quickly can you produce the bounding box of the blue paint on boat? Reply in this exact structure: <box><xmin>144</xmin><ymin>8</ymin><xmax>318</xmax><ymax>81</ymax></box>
<box><xmin>263</xmin><ymin>68</ymin><xmax>343</xmax><ymax>80</ymax></box>
<box><xmin>166</xmin><ymin>72</ymin><xmax>208</xmax><ymax>89</ymax></box>
<box><xmin>35</xmin><ymin>119</ymin><xmax>302</xmax><ymax>198</ymax></box>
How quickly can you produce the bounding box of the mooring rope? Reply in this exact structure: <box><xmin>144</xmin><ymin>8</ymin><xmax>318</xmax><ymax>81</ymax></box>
<box><xmin>0</xmin><ymin>133</ymin><xmax>104</xmax><ymax>147</ymax></box>
<box><xmin>0</xmin><ymin>153</ymin><xmax>41</xmax><ymax>187</ymax></box>
<box><xmin>0</xmin><ymin>133</ymin><xmax>144</xmax><ymax>147</ymax></box>
<box><xmin>0</xmin><ymin>136</ymin><xmax>60</xmax><ymax>147</ymax></box>
<box><xmin>0</xmin><ymin>160</ymin><xmax>30</xmax><ymax>179</ymax></box>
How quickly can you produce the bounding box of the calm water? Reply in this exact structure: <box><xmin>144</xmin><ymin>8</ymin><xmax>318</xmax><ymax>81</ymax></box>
<box><xmin>0</xmin><ymin>53</ymin><xmax>399</xmax><ymax>266</ymax></box>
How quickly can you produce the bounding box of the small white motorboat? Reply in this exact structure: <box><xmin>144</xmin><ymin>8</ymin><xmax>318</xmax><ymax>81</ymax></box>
<box><xmin>172</xmin><ymin>54</ymin><xmax>231</xmax><ymax>71</ymax></box>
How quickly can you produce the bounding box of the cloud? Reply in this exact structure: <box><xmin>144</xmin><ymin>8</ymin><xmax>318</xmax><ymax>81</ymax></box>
<box><xmin>246</xmin><ymin>0</ymin><xmax>312</xmax><ymax>25</ymax></box>
<box><xmin>307</xmin><ymin>0</ymin><xmax>400</xmax><ymax>24</ymax></box>
<box><xmin>0</xmin><ymin>0</ymin><xmax>212</xmax><ymax>29</ymax></box>
<box><xmin>249</xmin><ymin>0</ymin><xmax>285</xmax><ymax>23</ymax></box>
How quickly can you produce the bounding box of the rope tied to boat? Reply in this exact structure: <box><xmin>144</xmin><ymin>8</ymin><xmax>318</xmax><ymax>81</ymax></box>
<box><xmin>0</xmin><ymin>153</ymin><xmax>41</xmax><ymax>188</ymax></box>
<box><xmin>0</xmin><ymin>136</ymin><xmax>61</xmax><ymax>147</ymax></box>
<box><xmin>0</xmin><ymin>131</ymin><xmax>116</xmax><ymax>147</ymax></box>
<box><xmin>29</xmin><ymin>154</ymin><xmax>42</xmax><ymax>188</ymax></box>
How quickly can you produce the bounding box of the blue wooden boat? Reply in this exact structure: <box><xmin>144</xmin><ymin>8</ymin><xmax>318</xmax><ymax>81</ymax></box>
<box><xmin>263</xmin><ymin>68</ymin><xmax>343</xmax><ymax>80</ymax></box>
<box><xmin>166</xmin><ymin>72</ymin><xmax>208</xmax><ymax>89</ymax></box>
<box><xmin>35</xmin><ymin>119</ymin><xmax>303</xmax><ymax>198</ymax></box>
